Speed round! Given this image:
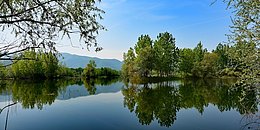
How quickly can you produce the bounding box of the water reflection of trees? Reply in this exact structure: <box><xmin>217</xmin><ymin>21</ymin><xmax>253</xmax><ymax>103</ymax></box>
<box><xmin>122</xmin><ymin>79</ymin><xmax>259</xmax><ymax>127</ymax></box>
<box><xmin>123</xmin><ymin>83</ymin><xmax>181</xmax><ymax>127</ymax></box>
<box><xmin>0</xmin><ymin>78</ymin><xmax>119</xmax><ymax>110</ymax></box>
<box><xmin>83</xmin><ymin>77</ymin><xmax>120</xmax><ymax>95</ymax></box>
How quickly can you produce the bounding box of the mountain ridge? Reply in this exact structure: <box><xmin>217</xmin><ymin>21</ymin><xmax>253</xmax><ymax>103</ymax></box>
<box><xmin>59</xmin><ymin>53</ymin><xmax>123</xmax><ymax>70</ymax></box>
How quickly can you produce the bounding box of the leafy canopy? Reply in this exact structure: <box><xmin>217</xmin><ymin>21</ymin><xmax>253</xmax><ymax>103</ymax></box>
<box><xmin>0</xmin><ymin>0</ymin><xmax>104</xmax><ymax>60</ymax></box>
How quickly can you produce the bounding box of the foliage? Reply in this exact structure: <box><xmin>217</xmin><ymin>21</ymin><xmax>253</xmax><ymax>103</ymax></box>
<box><xmin>224</xmin><ymin>0</ymin><xmax>260</xmax><ymax>85</ymax></box>
<box><xmin>41</xmin><ymin>52</ymin><xmax>59</xmax><ymax>78</ymax></box>
<box><xmin>0</xmin><ymin>63</ymin><xmax>7</xmax><ymax>78</ymax></box>
<box><xmin>193</xmin><ymin>41</ymin><xmax>207</xmax><ymax>63</ymax></box>
<box><xmin>122</xmin><ymin>32</ymin><xmax>179</xmax><ymax>79</ymax></box>
<box><xmin>11</xmin><ymin>50</ymin><xmax>59</xmax><ymax>79</ymax></box>
<box><xmin>121</xmin><ymin>31</ymin><xmax>259</xmax><ymax>80</ymax></box>
<box><xmin>214</xmin><ymin>43</ymin><xmax>229</xmax><ymax>70</ymax></box>
<box><xmin>122</xmin><ymin>47</ymin><xmax>137</xmax><ymax>80</ymax></box>
<box><xmin>82</xmin><ymin>60</ymin><xmax>120</xmax><ymax>78</ymax></box>
<box><xmin>95</xmin><ymin>67</ymin><xmax>120</xmax><ymax>77</ymax></box>
<box><xmin>83</xmin><ymin>60</ymin><xmax>97</xmax><ymax>78</ymax></box>
<box><xmin>0</xmin><ymin>0</ymin><xmax>104</xmax><ymax>62</ymax></box>
<box><xmin>193</xmin><ymin>52</ymin><xmax>219</xmax><ymax>78</ymax></box>
<box><xmin>191</xmin><ymin>42</ymin><xmax>208</xmax><ymax>77</ymax></box>
<box><xmin>0</xmin><ymin>51</ymin><xmax>119</xmax><ymax>79</ymax></box>
<box><xmin>154</xmin><ymin>32</ymin><xmax>179</xmax><ymax>76</ymax></box>
<box><xmin>179</xmin><ymin>48</ymin><xmax>194</xmax><ymax>77</ymax></box>
<box><xmin>134</xmin><ymin>35</ymin><xmax>154</xmax><ymax>77</ymax></box>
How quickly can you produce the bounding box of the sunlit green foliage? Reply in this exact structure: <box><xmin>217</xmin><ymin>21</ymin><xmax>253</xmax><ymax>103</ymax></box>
<box><xmin>82</xmin><ymin>60</ymin><xmax>120</xmax><ymax>78</ymax></box>
<box><xmin>122</xmin><ymin>32</ymin><xmax>179</xmax><ymax>79</ymax></box>
<box><xmin>0</xmin><ymin>51</ymin><xmax>119</xmax><ymax>79</ymax></box>
<box><xmin>214</xmin><ymin>43</ymin><xmax>229</xmax><ymax>70</ymax></box>
<box><xmin>154</xmin><ymin>32</ymin><xmax>179</xmax><ymax>76</ymax></box>
<box><xmin>179</xmin><ymin>48</ymin><xmax>194</xmax><ymax>77</ymax></box>
<box><xmin>83</xmin><ymin>60</ymin><xmax>97</xmax><ymax>78</ymax></box>
<box><xmin>122</xmin><ymin>48</ymin><xmax>137</xmax><ymax>80</ymax></box>
<box><xmin>134</xmin><ymin>35</ymin><xmax>154</xmax><ymax>77</ymax></box>
<box><xmin>192</xmin><ymin>52</ymin><xmax>219</xmax><ymax>78</ymax></box>
<box><xmin>224</xmin><ymin>0</ymin><xmax>260</xmax><ymax>85</ymax></box>
<box><xmin>11</xmin><ymin>50</ymin><xmax>59</xmax><ymax>79</ymax></box>
<box><xmin>0</xmin><ymin>63</ymin><xmax>7</xmax><ymax>78</ymax></box>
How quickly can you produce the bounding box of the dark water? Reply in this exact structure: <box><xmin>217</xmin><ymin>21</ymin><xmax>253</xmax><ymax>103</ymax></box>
<box><xmin>0</xmin><ymin>78</ymin><xmax>259</xmax><ymax>130</ymax></box>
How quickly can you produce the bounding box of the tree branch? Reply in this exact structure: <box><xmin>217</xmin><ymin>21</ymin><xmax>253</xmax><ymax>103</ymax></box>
<box><xmin>0</xmin><ymin>0</ymin><xmax>55</xmax><ymax>18</ymax></box>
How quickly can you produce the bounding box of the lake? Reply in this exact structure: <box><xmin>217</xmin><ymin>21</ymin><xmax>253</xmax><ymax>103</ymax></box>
<box><xmin>0</xmin><ymin>78</ymin><xmax>258</xmax><ymax>130</ymax></box>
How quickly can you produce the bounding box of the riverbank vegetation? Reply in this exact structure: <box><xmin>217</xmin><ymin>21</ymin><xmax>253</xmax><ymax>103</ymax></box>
<box><xmin>0</xmin><ymin>51</ymin><xmax>120</xmax><ymax>79</ymax></box>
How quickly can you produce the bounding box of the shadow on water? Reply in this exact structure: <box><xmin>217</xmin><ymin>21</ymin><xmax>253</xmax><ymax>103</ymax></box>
<box><xmin>122</xmin><ymin>78</ymin><xmax>260</xmax><ymax>128</ymax></box>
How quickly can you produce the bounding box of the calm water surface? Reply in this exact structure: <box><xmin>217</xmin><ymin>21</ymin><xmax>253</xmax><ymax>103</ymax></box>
<box><xmin>0</xmin><ymin>78</ymin><xmax>258</xmax><ymax>130</ymax></box>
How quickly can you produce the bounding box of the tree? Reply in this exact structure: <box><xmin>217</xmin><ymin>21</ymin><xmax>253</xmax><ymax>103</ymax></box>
<box><xmin>154</xmin><ymin>32</ymin><xmax>178</xmax><ymax>76</ymax></box>
<box><xmin>83</xmin><ymin>60</ymin><xmax>97</xmax><ymax>78</ymax></box>
<box><xmin>192</xmin><ymin>42</ymin><xmax>207</xmax><ymax>77</ymax></box>
<box><xmin>199</xmin><ymin>52</ymin><xmax>219</xmax><ymax>78</ymax></box>
<box><xmin>193</xmin><ymin>41</ymin><xmax>207</xmax><ymax>63</ymax></box>
<box><xmin>134</xmin><ymin>35</ymin><xmax>154</xmax><ymax>77</ymax></box>
<box><xmin>122</xmin><ymin>48</ymin><xmax>137</xmax><ymax>79</ymax></box>
<box><xmin>0</xmin><ymin>0</ymin><xmax>104</xmax><ymax>63</ymax></box>
<box><xmin>11</xmin><ymin>50</ymin><xmax>43</xmax><ymax>78</ymax></box>
<box><xmin>0</xmin><ymin>63</ymin><xmax>7</xmax><ymax>78</ymax></box>
<box><xmin>214</xmin><ymin>43</ymin><xmax>229</xmax><ymax>70</ymax></box>
<box><xmin>224</xmin><ymin>0</ymin><xmax>260</xmax><ymax>84</ymax></box>
<box><xmin>41</xmin><ymin>52</ymin><xmax>59</xmax><ymax>78</ymax></box>
<box><xmin>179</xmin><ymin>48</ymin><xmax>194</xmax><ymax>77</ymax></box>
<box><xmin>134</xmin><ymin>35</ymin><xmax>153</xmax><ymax>55</ymax></box>
<box><xmin>11</xmin><ymin>50</ymin><xmax>59</xmax><ymax>79</ymax></box>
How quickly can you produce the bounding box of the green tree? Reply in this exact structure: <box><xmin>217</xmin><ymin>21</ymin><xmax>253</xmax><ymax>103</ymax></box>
<box><xmin>224</xmin><ymin>0</ymin><xmax>260</xmax><ymax>84</ymax></box>
<box><xmin>12</xmin><ymin>50</ymin><xmax>44</xmax><ymax>78</ymax></box>
<box><xmin>179</xmin><ymin>48</ymin><xmax>194</xmax><ymax>77</ymax></box>
<box><xmin>11</xmin><ymin>50</ymin><xmax>60</xmax><ymax>79</ymax></box>
<box><xmin>122</xmin><ymin>48</ymin><xmax>137</xmax><ymax>79</ymax></box>
<box><xmin>83</xmin><ymin>60</ymin><xmax>97</xmax><ymax>78</ymax></box>
<box><xmin>134</xmin><ymin>35</ymin><xmax>153</xmax><ymax>55</ymax></box>
<box><xmin>0</xmin><ymin>63</ymin><xmax>7</xmax><ymax>78</ymax></box>
<box><xmin>134</xmin><ymin>35</ymin><xmax>154</xmax><ymax>77</ymax></box>
<box><xmin>0</xmin><ymin>0</ymin><xmax>104</xmax><ymax>61</ymax></box>
<box><xmin>154</xmin><ymin>32</ymin><xmax>179</xmax><ymax>76</ymax></box>
<box><xmin>95</xmin><ymin>67</ymin><xmax>119</xmax><ymax>77</ymax></box>
<box><xmin>193</xmin><ymin>41</ymin><xmax>207</xmax><ymax>63</ymax></box>
<box><xmin>192</xmin><ymin>52</ymin><xmax>219</xmax><ymax>78</ymax></box>
<box><xmin>214</xmin><ymin>43</ymin><xmax>229</xmax><ymax>70</ymax></box>
<box><xmin>192</xmin><ymin>42</ymin><xmax>207</xmax><ymax>77</ymax></box>
<box><xmin>41</xmin><ymin>52</ymin><xmax>59</xmax><ymax>78</ymax></box>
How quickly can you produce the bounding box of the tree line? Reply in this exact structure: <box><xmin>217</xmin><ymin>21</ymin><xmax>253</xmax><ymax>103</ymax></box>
<box><xmin>0</xmin><ymin>50</ymin><xmax>120</xmax><ymax>79</ymax></box>
<box><xmin>122</xmin><ymin>32</ymin><xmax>259</xmax><ymax>81</ymax></box>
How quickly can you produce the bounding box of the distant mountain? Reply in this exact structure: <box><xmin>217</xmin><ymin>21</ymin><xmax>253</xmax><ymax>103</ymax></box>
<box><xmin>59</xmin><ymin>53</ymin><xmax>123</xmax><ymax>70</ymax></box>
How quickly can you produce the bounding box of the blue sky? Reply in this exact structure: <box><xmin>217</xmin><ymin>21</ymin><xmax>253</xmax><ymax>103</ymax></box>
<box><xmin>58</xmin><ymin>0</ymin><xmax>233</xmax><ymax>61</ymax></box>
